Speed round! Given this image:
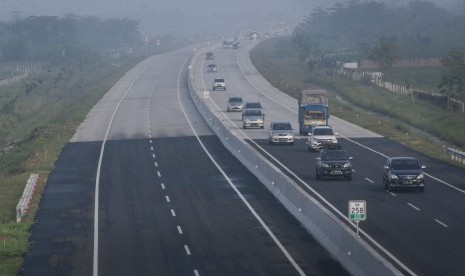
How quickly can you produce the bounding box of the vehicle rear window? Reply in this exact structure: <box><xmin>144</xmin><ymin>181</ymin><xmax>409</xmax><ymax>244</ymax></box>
<box><xmin>215</xmin><ymin>78</ymin><xmax>224</xmax><ymax>82</ymax></box>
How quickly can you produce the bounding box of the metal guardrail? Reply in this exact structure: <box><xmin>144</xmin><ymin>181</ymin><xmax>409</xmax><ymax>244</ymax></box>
<box><xmin>447</xmin><ymin>148</ymin><xmax>465</xmax><ymax>164</ymax></box>
<box><xmin>16</xmin><ymin>173</ymin><xmax>40</xmax><ymax>222</ymax></box>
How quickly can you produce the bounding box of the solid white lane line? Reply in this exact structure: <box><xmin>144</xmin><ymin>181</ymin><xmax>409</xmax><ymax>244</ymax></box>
<box><xmin>365</xmin><ymin>178</ymin><xmax>374</xmax><ymax>184</ymax></box>
<box><xmin>157</xmin><ymin>171</ymin><xmax>161</xmax><ymax>178</ymax></box>
<box><xmin>435</xmin><ymin>219</ymin><xmax>449</xmax><ymax>228</ymax></box>
<box><xmin>171</xmin><ymin>209</ymin><xmax>176</xmax><ymax>217</ymax></box>
<box><xmin>161</xmin><ymin>183</ymin><xmax>165</xmax><ymax>190</ymax></box>
<box><xmin>407</xmin><ymin>203</ymin><xmax>421</xmax><ymax>211</ymax></box>
<box><xmin>191</xmin><ymin>57</ymin><xmax>306</xmax><ymax>276</ymax></box>
<box><xmin>177</xmin><ymin>226</ymin><xmax>183</xmax><ymax>235</ymax></box>
<box><xmin>184</xmin><ymin>245</ymin><xmax>191</xmax><ymax>255</ymax></box>
<box><xmin>93</xmin><ymin>61</ymin><xmax>150</xmax><ymax>276</ymax></box>
<box><xmin>165</xmin><ymin>195</ymin><xmax>171</xmax><ymax>203</ymax></box>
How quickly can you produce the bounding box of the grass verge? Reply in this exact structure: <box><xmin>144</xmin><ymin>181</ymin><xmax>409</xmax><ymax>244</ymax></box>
<box><xmin>0</xmin><ymin>54</ymin><xmax>144</xmax><ymax>275</ymax></box>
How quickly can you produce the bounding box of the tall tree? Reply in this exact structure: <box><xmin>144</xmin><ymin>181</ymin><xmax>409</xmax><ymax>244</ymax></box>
<box><xmin>369</xmin><ymin>37</ymin><xmax>399</xmax><ymax>71</ymax></box>
<box><xmin>438</xmin><ymin>49</ymin><xmax>465</xmax><ymax>98</ymax></box>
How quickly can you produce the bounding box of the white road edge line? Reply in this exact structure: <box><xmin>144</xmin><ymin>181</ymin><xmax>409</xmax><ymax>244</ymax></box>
<box><xmin>190</xmin><ymin>56</ymin><xmax>306</xmax><ymax>275</ymax></box>
<box><xmin>93</xmin><ymin>61</ymin><xmax>150</xmax><ymax>276</ymax></box>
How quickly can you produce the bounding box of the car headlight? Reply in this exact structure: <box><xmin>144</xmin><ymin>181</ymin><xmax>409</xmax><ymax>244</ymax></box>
<box><xmin>321</xmin><ymin>163</ymin><xmax>330</xmax><ymax>168</ymax></box>
<box><xmin>417</xmin><ymin>173</ymin><xmax>424</xmax><ymax>179</ymax></box>
<box><xmin>332</xmin><ymin>137</ymin><xmax>338</xmax><ymax>143</ymax></box>
<box><xmin>343</xmin><ymin>162</ymin><xmax>351</xmax><ymax>168</ymax></box>
<box><xmin>389</xmin><ymin>173</ymin><xmax>399</xmax><ymax>180</ymax></box>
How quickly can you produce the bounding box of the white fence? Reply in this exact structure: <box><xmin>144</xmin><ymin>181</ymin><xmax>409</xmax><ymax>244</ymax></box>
<box><xmin>0</xmin><ymin>63</ymin><xmax>46</xmax><ymax>87</ymax></box>
<box><xmin>16</xmin><ymin>173</ymin><xmax>40</xmax><ymax>222</ymax></box>
<box><xmin>447</xmin><ymin>148</ymin><xmax>465</xmax><ymax>164</ymax></box>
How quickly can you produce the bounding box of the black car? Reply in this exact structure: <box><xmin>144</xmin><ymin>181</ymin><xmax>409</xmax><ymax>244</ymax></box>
<box><xmin>383</xmin><ymin>157</ymin><xmax>426</xmax><ymax>192</ymax></box>
<box><xmin>315</xmin><ymin>146</ymin><xmax>353</xmax><ymax>180</ymax></box>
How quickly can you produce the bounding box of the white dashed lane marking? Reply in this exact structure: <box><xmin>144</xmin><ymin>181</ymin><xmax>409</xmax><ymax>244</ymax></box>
<box><xmin>171</xmin><ymin>209</ymin><xmax>176</xmax><ymax>217</ymax></box>
<box><xmin>157</xmin><ymin>171</ymin><xmax>161</xmax><ymax>178</ymax></box>
<box><xmin>435</xmin><ymin>219</ymin><xmax>449</xmax><ymax>228</ymax></box>
<box><xmin>165</xmin><ymin>196</ymin><xmax>171</xmax><ymax>203</ymax></box>
<box><xmin>365</xmin><ymin>178</ymin><xmax>374</xmax><ymax>184</ymax></box>
<box><xmin>177</xmin><ymin>226</ymin><xmax>183</xmax><ymax>235</ymax></box>
<box><xmin>184</xmin><ymin>245</ymin><xmax>191</xmax><ymax>255</ymax></box>
<box><xmin>407</xmin><ymin>203</ymin><xmax>421</xmax><ymax>211</ymax></box>
<box><xmin>161</xmin><ymin>183</ymin><xmax>165</xmax><ymax>190</ymax></box>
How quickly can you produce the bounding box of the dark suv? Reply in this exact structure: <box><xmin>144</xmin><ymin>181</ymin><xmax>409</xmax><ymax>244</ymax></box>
<box><xmin>383</xmin><ymin>157</ymin><xmax>426</xmax><ymax>192</ymax></box>
<box><xmin>315</xmin><ymin>145</ymin><xmax>353</xmax><ymax>180</ymax></box>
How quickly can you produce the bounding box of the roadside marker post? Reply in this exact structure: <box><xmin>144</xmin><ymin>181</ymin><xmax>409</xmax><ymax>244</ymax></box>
<box><xmin>348</xmin><ymin>200</ymin><xmax>367</xmax><ymax>238</ymax></box>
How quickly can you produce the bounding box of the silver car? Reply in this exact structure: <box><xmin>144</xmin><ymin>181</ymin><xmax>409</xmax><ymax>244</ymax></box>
<box><xmin>242</xmin><ymin>108</ymin><xmax>264</xmax><ymax>129</ymax></box>
<box><xmin>227</xmin><ymin>97</ymin><xmax>245</xmax><ymax>112</ymax></box>
<box><xmin>268</xmin><ymin>121</ymin><xmax>295</xmax><ymax>145</ymax></box>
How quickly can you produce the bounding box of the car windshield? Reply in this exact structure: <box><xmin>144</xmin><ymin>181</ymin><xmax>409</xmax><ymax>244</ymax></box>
<box><xmin>246</xmin><ymin>110</ymin><xmax>262</xmax><ymax>116</ymax></box>
<box><xmin>313</xmin><ymin>128</ymin><xmax>334</xmax><ymax>135</ymax></box>
<box><xmin>391</xmin><ymin>159</ymin><xmax>421</xmax><ymax>170</ymax></box>
<box><xmin>246</xmin><ymin>102</ymin><xmax>261</xmax><ymax>108</ymax></box>
<box><xmin>229</xmin><ymin>98</ymin><xmax>242</xmax><ymax>103</ymax></box>
<box><xmin>273</xmin><ymin>123</ymin><xmax>292</xmax><ymax>130</ymax></box>
<box><xmin>322</xmin><ymin>150</ymin><xmax>348</xmax><ymax>160</ymax></box>
<box><xmin>215</xmin><ymin>78</ymin><xmax>224</xmax><ymax>82</ymax></box>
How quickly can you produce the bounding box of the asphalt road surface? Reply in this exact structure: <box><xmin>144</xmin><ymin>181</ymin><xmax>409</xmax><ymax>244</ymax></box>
<box><xmin>191</xmin><ymin>39</ymin><xmax>465</xmax><ymax>276</ymax></box>
<box><xmin>21</xmin><ymin>44</ymin><xmax>348</xmax><ymax>275</ymax></box>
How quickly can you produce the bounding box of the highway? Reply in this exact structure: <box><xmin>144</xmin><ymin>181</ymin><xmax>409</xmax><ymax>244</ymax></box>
<box><xmin>21</xmin><ymin>45</ymin><xmax>348</xmax><ymax>275</ymax></box>
<box><xmin>191</xmin><ymin>39</ymin><xmax>465</xmax><ymax>276</ymax></box>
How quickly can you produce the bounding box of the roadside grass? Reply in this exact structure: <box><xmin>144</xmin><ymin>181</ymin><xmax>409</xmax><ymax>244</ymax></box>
<box><xmin>250</xmin><ymin>37</ymin><xmax>465</xmax><ymax>165</ymax></box>
<box><xmin>382</xmin><ymin>67</ymin><xmax>443</xmax><ymax>94</ymax></box>
<box><xmin>0</xmin><ymin>55</ymin><xmax>144</xmax><ymax>275</ymax></box>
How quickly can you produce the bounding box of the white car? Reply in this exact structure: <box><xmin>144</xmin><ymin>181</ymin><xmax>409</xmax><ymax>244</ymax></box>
<box><xmin>307</xmin><ymin>126</ymin><xmax>338</xmax><ymax>151</ymax></box>
<box><xmin>268</xmin><ymin>121</ymin><xmax>295</xmax><ymax>145</ymax></box>
<box><xmin>212</xmin><ymin>77</ymin><xmax>226</xmax><ymax>91</ymax></box>
<box><xmin>242</xmin><ymin>108</ymin><xmax>264</xmax><ymax>129</ymax></box>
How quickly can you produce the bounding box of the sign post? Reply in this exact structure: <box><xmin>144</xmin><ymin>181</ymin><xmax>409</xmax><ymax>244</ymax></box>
<box><xmin>348</xmin><ymin>200</ymin><xmax>366</xmax><ymax>238</ymax></box>
<box><xmin>2</xmin><ymin>233</ymin><xmax>6</xmax><ymax>251</ymax></box>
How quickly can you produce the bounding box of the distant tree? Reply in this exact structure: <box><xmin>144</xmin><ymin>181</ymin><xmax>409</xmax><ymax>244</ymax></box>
<box><xmin>369</xmin><ymin>37</ymin><xmax>399</xmax><ymax>71</ymax></box>
<box><xmin>438</xmin><ymin>49</ymin><xmax>465</xmax><ymax>98</ymax></box>
<box><xmin>1</xmin><ymin>37</ymin><xmax>28</xmax><ymax>61</ymax></box>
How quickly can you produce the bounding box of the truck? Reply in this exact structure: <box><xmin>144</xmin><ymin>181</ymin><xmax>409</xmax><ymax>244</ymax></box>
<box><xmin>298</xmin><ymin>89</ymin><xmax>329</xmax><ymax>135</ymax></box>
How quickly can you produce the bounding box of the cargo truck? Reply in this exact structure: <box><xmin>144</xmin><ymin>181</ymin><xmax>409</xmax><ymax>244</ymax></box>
<box><xmin>298</xmin><ymin>90</ymin><xmax>329</xmax><ymax>135</ymax></box>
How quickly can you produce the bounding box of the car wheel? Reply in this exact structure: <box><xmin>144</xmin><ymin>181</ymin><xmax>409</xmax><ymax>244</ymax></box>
<box><xmin>243</xmin><ymin>125</ymin><xmax>246</xmax><ymax>129</ymax></box>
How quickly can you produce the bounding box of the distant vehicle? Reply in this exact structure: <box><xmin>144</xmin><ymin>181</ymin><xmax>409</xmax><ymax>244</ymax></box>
<box><xmin>268</xmin><ymin>121</ymin><xmax>295</xmax><ymax>145</ymax></box>
<box><xmin>298</xmin><ymin>90</ymin><xmax>329</xmax><ymax>135</ymax></box>
<box><xmin>307</xmin><ymin>125</ymin><xmax>338</xmax><ymax>151</ymax></box>
<box><xmin>383</xmin><ymin>157</ymin><xmax>426</xmax><ymax>192</ymax></box>
<box><xmin>227</xmin><ymin>97</ymin><xmax>245</xmax><ymax>112</ymax></box>
<box><xmin>212</xmin><ymin>78</ymin><xmax>226</xmax><ymax>91</ymax></box>
<box><xmin>242</xmin><ymin>108</ymin><xmax>265</xmax><ymax>129</ymax></box>
<box><xmin>232</xmin><ymin>41</ymin><xmax>240</xmax><ymax>49</ymax></box>
<box><xmin>206</xmin><ymin>52</ymin><xmax>214</xmax><ymax>60</ymax></box>
<box><xmin>315</xmin><ymin>145</ymin><xmax>353</xmax><ymax>180</ymax></box>
<box><xmin>207</xmin><ymin>64</ymin><xmax>217</xmax><ymax>73</ymax></box>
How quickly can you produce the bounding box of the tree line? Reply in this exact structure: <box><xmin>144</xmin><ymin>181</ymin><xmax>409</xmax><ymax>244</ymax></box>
<box><xmin>0</xmin><ymin>15</ymin><xmax>141</xmax><ymax>63</ymax></box>
<box><xmin>292</xmin><ymin>0</ymin><xmax>465</xmax><ymax>99</ymax></box>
